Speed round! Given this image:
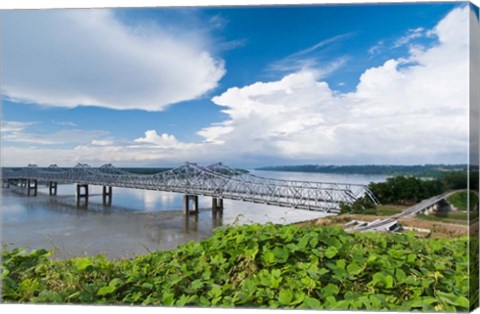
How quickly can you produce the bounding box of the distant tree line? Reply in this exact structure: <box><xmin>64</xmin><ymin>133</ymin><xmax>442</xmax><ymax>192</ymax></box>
<box><xmin>121</xmin><ymin>168</ymin><xmax>172</xmax><ymax>175</ymax></box>
<box><xmin>341</xmin><ymin>171</ymin><xmax>478</xmax><ymax>214</ymax></box>
<box><xmin>256</xmin><ymin>164</ymin><xmax>468</xmax><ymax>176</ymax></box>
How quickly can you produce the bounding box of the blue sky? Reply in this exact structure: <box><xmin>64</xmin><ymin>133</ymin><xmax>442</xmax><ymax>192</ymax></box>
<box><xmin>1</xmin><ymin>2</ymin><xmax>471</xmax><ymax>167</ymax></box>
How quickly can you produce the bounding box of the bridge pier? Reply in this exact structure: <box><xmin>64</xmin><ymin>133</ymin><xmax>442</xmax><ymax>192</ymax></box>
<box><xmin>20</xmin><ymin>179</ymin><xmax>27</xmax><ymax>188</ymax></box>
<box><xmin>103</xmin><ymin>186</ymin><xmax>112</xmax><ymax>206</ymax></box>
<box><xmin>212</xmin><ymin>197</ymin><xmax>224</xmax><ymax>215</ymax></box>
<box><xmin>2</xmin><ymin>180</ymin><xmax>10</xmax><ymax>189</ymax></box>
<box><xmin>76</xmin><ymin>184</ymin><xmax>89</xmax><ymax>208</ymax></box>
<box><xmin>27</xmin><ymin>179</ymin><xmax>38</xmax><ymax>196</ymax></box>
<box><xmin>183</xmin><ymin>195</ymin><xmax>199</xmax><ymax>215</ymax></box>
<box><xmin>49</xmin><ymin>182</ymin><xmax>58</xmax><ymax>196</ymax></box>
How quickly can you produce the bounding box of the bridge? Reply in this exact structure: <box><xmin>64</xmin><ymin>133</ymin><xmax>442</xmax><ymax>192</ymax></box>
<box><xmin>352</xmin><ymin>190</ymin><xmax>460</xmax><ymax>232</ymax></box>
<box><xmin>1</xmin><ymin>162</ymin><xmax>378</xmax><ymax>214</ymax></box>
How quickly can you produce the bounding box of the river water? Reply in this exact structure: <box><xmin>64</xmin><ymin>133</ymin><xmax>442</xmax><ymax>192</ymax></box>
<box><xmin>1</xmin><ymin>170</ymin><xmax>387</xmax><ymax>259</ymax></box>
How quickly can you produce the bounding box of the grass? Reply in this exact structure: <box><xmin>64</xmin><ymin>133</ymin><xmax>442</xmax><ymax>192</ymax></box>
<box><xmin>374</xmin><ymin>205</ymin><xmax>405</xmax><ymax>216</ymax></box>
<box><xmin>416</xmin><ymin>211</ymin><xmax>469</xmax><ymax>225</ymax></box>
<box><xmin>446</xmin><ymin>191</ymin><xmax>478</xmax><ymax>211</ymax></box>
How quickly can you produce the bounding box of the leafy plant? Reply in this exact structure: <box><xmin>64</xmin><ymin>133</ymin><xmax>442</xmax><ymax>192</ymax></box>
<box><xmin>1</xmin><ymin>224</ymin><xmax>470</xmax><ymax>311</ymax></box>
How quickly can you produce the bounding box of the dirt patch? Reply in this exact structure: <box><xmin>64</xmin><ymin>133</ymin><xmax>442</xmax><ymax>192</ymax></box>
<box><xmin>298</xmin><ymin>214</ymin><xmax>468</xmax><ymax>238</ymax></box>
<box><xmin>398</xmin><ymin>217</ymin><xmax>467</xmax><ymax>238</ymax></box>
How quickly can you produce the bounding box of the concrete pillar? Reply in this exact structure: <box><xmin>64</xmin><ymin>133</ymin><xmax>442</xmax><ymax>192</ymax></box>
<box><xmin>49</xmin><ymin>182</ymin><xmax>58</xmax><ymax>196</ymax></box>
<box><xmin>183</xmin><ymin>195</ymin><xmax>199</xmax><ymax>215</ymax></box>
<box><xmin>2</xmin><ymin>180</ymin><xmax>10</xmax><ymax>189</ymax></box>
<box><xmin>27</xmin><ymin>179</ymin><xmax>37</xmax><ymax>196</ymax></box>
<box><xmin>212</xmin><ymin>197</ymin><xmax>224</xmax><ymax>217</ymax></box>
<box><xmin>212</xmin><ymin>197</ymin><xmax>218</xmax><ymax>214</ymax></box>
<box><xmin>193</xmin><ymin>195</ymin><xmax>199</xmax><ymax>213</ymax></box>
<box><xmin>183</xmin><ymin>195</ymin><xmax>190</xmax><ymax>215</ymax></box>
<box><xmin>20</xmin><ymin>179</ymin><xmax>27</xmax><ymax>188</ymax></box>
<box><xmin>102</xmin><ymin>186</ymin><xmax>112</xmax><ymax>206</ymax></box>
<box><xmin>76</xmin><ymin>184</ymin><xmax>89</xmax><ymax>208</ymax></box>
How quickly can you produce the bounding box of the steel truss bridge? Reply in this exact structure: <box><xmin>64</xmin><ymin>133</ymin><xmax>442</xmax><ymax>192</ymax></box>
<box><xmin>1</xmin><ymin>162</ymin><xmax>378</xmax><ymax>212</ymax></box>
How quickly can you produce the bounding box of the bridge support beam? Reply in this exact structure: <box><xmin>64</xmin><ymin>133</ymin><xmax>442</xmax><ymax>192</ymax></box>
<box><xmin>212</xmin><ymin>197</ymin><xmax>224</xmax><ymax>214</ymax></box>
<box><xmin>2</xmin><ymin>180</ymin><xmax>10</xmax><ymax>189</ymax></box>
<box><xmin>49</xmin><ymin>182</ymin><xmax>58</xmax><ymax>196</ymax></box>
<box><xmin>76</xmin><ymin>184</ymin><xmax>89</xmax><ymax>208</ymax></box>
<box><xmin>183</xmin><ymin>195</ymin><xmax>199</xmax><ymax>215</ymax></box>
<box><xmin>103</xmin><ymin>186</ymin><xmax>112</xmax><ymax>206</ymax></box>
<box><xmin>27</xmin><ymin>179</ymin><xmax>38</xmax><ymax>196</ymax></box>
<box><xmin>20</xmin><ymin>179</ymin><xmax>27</xmax><ymax>188</ymax></box>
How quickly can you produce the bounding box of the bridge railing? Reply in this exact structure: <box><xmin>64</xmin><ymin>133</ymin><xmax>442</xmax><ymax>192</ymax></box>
<box><xmin>2</xmin><ymin>162</ymin><xmax>378</xmax><ymax>210</ymax></box>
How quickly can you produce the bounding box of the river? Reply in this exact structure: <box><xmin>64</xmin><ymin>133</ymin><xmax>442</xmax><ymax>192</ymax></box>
<box><xmin>1</xmin><ymin>170</ymin><xmax>387</xmax><ymax>259</ymax></box>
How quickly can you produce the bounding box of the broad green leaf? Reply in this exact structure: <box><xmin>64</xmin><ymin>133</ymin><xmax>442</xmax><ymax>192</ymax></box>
<box><xmin>97</xmin><ymin>285</ymin><xmax>116</xmax><ymax>296</ymax></box>
<box><xmin>73</xmin><ymin>258</ymin><xmax>92</xmax><ymax>270</ymax></box>
<box><xmin>321</xmin><ymin>283</ymin><xmax>339</xmax><ymax>297</ymax></box>
<box><xmin>455</xmin><ymin>296</ymin><xmax>469</xmax><ymax>308</ymax></box>
<box><xmin>325</xmin><ymin>246</ymin><xmax>338</xmax><ymax>259</ymax></box>
<box><xmin>336</xmin><ymin>259</ymin><xmax>346</xmax><ymax>269</ymax></box>
<box><xmin>262</xmin><ymin>251</ymin><xmax>275</xmax><ymax>264</ymax></box>
<box><xmin>278</xmin><ymin>289</ymin><xmax>293</xmax><ymax>305</ymax></box>
<box><xmin>301</xmin><ymin>296</ymin><xmax>321</xmax><ymax>309</ymax></box>
<box><xmin>407</xmin><ymin>254</ymin><xmax>416</xmax><ymax>263</ymax></box>
<box><xmin>271</xmin><ymin>269</ymin><xmax>281</xmax><ymax>278</ymax></box>
<box><xmin>162</xmin><ymin>292</ymin><xmax>175</xmax><ymax>305</ymax></box>
<box><xmin>395</xmin><ymin>268</ymin><xmax>406</xmax><ymax>282</ymax></box>
<box><xmin>385</xmin><ymin>275</ymin><xmax>394</xmax><ymax>288</ymax></box>
<box><xmin>273</xmin><ymin>246</ymin><xmax>289</xmax><ymax>263</ymax></box>
<box><xmin>346</xmin><ymin>262</ymin><xmax>363</xmax><ymax>276</ymax></box>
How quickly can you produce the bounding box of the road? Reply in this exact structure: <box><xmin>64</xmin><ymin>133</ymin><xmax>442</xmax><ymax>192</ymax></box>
<box><xmin>355</xmin><ymin>190</ymin><xmax>462</xmax><ymax>232</ymax></box>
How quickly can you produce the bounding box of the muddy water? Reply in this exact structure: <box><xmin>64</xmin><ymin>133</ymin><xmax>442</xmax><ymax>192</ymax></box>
<box><xmin>1</xmin><ymin>170</ymin><xmax>386</xmax><ymax>259</ymax></box>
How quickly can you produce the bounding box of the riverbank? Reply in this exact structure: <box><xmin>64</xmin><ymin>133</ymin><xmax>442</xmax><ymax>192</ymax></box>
<box><xmin>1</xmin><ymin>223</ymin><xmax>469</xmax><ymax>311</ymax></box>
<box><xmin>296</xmin><ymin>211</ymin><xmax>468</xmax><ymax>238</ymax></box>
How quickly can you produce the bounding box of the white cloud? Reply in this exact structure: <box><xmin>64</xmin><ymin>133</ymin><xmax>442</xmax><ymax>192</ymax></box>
<box><xmin>52</xmin><ymin>120</ymin><xmax>78</xmax><ymax>127</ymax></box>
<box><xmin>134</xmin><ymin>130</ymin><xmax>198</xmax><ymax>149</ymax></box>
<box><xmin>393</xmin><ymin>27</ymin><xmax>426</xmax><ymax>48</ymax></box>
<box><xmin>1</xmin><ymin>6</ymin><xmax>470</xmax><ymax>167</ymax></box>
<box><xmin>268</xmin><ymin>34</ymin><xmax>351</xmax><ymax>75</ymax></box>
<box><xmin>2</xmin><ymin>10</ymin><xmax>225</xmax><ymax>111</ymax></box>
<box><xmin>1</xmin><ymin>120</ymin><xmax>109</xmax><ymax>145</ymax></box>
<box><xmin>91</xmin><ymin>140</ymin><xmax>114</xmax><ymax>146</ymax></box>
<box><xmin>368</xmin><ymin>40</ymin><xmax>385</xmax><ymax>57</ymax></box>
<box><xmin>1</xmin><ymin>121</ymin><xmax>35</xmax><ymax>134</ymax></box>
<box><xmin>200</xmin><ymin>6</ymin><xmax>469</xmax><ymax>164</ymax></box>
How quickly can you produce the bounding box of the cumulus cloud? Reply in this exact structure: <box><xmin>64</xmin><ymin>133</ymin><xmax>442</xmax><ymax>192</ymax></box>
<box><xmin>2</xmin><ymin>10</ymin><xmax>225</xmax><ymax>111</ymax></box>
<box><xmin>134</xmin><ymin>130</ymin><xmax>198</xmax><ymax>149</ymax></box>
<box><xmin>1</xmin><ymin>6</ymin><xmax>470</xmax><ymax>167</ymax></box>
<box><xmin>200</xmin><ymin>6</ymin><xmax>469</xmax><ymax>164</ymax></box>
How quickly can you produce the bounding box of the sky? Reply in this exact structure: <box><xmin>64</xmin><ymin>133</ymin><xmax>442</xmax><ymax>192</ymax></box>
<box><xmin>0</xmin><ymin>2</ymin><xmax>472</xmax><ymax>167</ymax></box>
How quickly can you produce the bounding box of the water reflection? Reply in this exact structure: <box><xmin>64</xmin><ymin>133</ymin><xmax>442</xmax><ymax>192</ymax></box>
<box><xmin>1</xmin><ymin>171</ymin><xmax>387</xmax><ymax>259</ymax></box>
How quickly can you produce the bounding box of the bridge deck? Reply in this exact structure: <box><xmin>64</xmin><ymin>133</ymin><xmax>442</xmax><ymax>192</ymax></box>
<box><xmin>2</xmin><ymin>162</ymin><xmax>378</xmax><ymax>212</ymax></box>
<box><xmin>354</xmin><ymin>190</ymin><xmax>460</xmax><ymax>232</ymax></box>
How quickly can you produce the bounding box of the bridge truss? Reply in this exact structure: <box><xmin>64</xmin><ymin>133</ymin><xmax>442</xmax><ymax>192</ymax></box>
<box><xmin>1</xmin><ymin>162</ymin><xmax>378</xmax><ymax>211</ymax></box>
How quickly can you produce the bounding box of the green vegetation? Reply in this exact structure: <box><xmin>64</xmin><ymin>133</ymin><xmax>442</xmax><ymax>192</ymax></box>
<box><xmin>374</xmin><ymin>205</ymin><xmax>405</xmax><ymax>216</ymax></box>
<box><xmin>369</xmin><ymin>176</ymin><xmax>445</xmax><ymax>205</ymax></box>
<box><xmin>256</xmin><ymin>164</ymin><xmax>467</xmax><ymax>176</ymax></box>
<box><xmin>416</xmin><ymin>212</ymin><xmax>469</xmax><ymax>225</ymax></box>
<box><xmin>339</xmin><ymin>201</ymin><xmax>405</xmax><ymax>216</ymax></box>
<box><xmin>341</xmin><ymin>171</ymin><xmax>478</xmax><ymax>215</ymax></box>
<box><xmin>1</xmin><ymin>224</ymin><xmax>469</xmax><ymax>311</ymax></box>
<box><xmin>446</xmin><ymin>191</ymin><xmax>478</xmax><ymax>211</ymax></box>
